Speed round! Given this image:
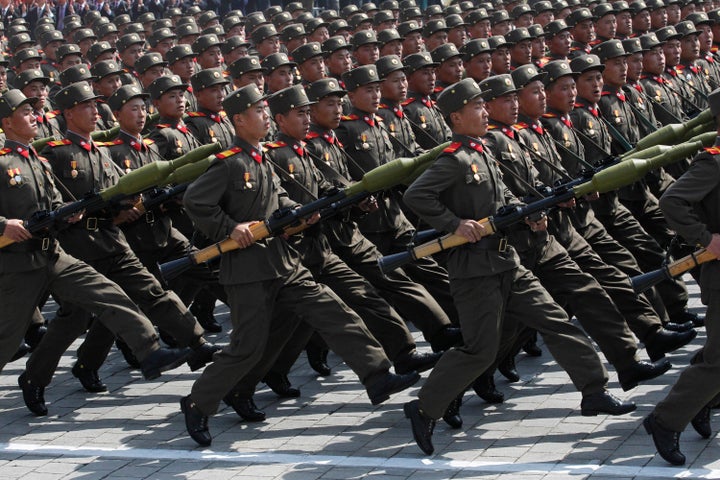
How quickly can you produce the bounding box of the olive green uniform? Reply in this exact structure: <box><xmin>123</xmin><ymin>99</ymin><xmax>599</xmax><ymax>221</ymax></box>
<box><xmin>654</xmin><ymin>143</ymin><xmax>720</xmax><ymax>430</ymax></box>
<box><xmin>183</xmin><ymin>137</ymin><xmax>392</xmax><ymax>415</ymax></box>
<box><xmin>404</xmin><ymin>133</ymin><xmax>609</xmax><ymax>419</ymax></box>
<box><xmin>401</xmin><ymin>91</ymin><xmax>452</xmax><ymax>150</ymax></box>
<box><xmin>24</xmin><ymin>132</ymin><xmax>206</xmax><ymax>387</ymax></box>
<box><xmin>0</xmin><ymin>140</ymin><xmax>160</xmax><ymax>373</ymax></box>
<box><xmin>186</xmin><ymin>108</ymin><xmax>235</xmax><ymax>150</ymax></box>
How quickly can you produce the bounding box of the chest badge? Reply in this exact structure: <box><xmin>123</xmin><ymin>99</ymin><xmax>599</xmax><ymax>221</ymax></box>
<box><xmin>244</xmin><ymin>171</ymin><xmax>252</xmax><ymax>189</ymax></box>
<box><xmin>471</xmin><ymin>164</ymin><xmax>480</xmax><ymax>182</ymax></box>
<box><xmin>420</xmin><ymin>114</ymin><xmax>427</xmax><ymax>129</ymax></box>
<box><xmin>361</xmin><ymin>134</ymin><xmax>369</xmax><ymax>150</ymax></box>
<box><xmin>70</xmin><ymin>160</ymin><xmax>78</xmax><ymax>178</ymax></box>
<box><xmin>7</xmin><ymin>167</ymin><xmax>21</xmax><ymax>186</ymax></box>
<box><xmin>124</xmin><ymin>158</ymin><xmax>132</xmax><ymax>174</ymax></box>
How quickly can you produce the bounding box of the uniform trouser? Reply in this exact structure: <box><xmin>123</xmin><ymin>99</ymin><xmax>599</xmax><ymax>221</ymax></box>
<box><xmin>653</xmin><ymin>282</ymin><xmax>720</xmax><ymax>431</ymax></box>
<box><xmin>521</xmin><ymin>236</ymin><xmax>639</xmax><ymax>370</ymax></box>
<box><xmin>330</xmin><ymin>233</ymin><xmax>453</xmax><ymax>342</ymax></box>
<box><xmin>190</xmin><ymin>262</ymin><xmax>391</xmax><ymax>416</ymax></box>
<box><xmin>364</xmin><ymin>229</ymin><xmax>459</xmax><ymax>324</ymax></box>
<box><xmin>26</xmin><ymin>251</ymin><xmax>204</xmax><ymax>386</ymax></box>
<box><xmin>563</xmin><ymin>225</ymin><xmax>663</xmax><ymax>343</ymax></box>
<box><xmin>0</xmin><ymin>249</ymin><xmax>158</xmax><ymax>375</ymax></box>
<box><xmin>620</xmin><ymin>193</ymin><xmax>675</xmax><ymax>250</ymax></box>
<box><xmin>229</xmin><ymin>251</ymin><xmax>416</xmax><ymax>397</ymax></box>
<box><xmin>579</xmin><ymin>217</ymin><xmax>673</xmax><ymax>326</ymax></box>
<box><xmin>418</xmin><ymin>265</ymin><xmax>609</xmax><ymax>419</ymax></box>
<box><xmin>596</xmin><ymin>203</ymin><xmax>689</xmax><ymax>316</ymax></box>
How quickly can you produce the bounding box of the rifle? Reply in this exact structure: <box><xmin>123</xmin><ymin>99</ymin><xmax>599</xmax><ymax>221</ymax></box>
<box><xmin>632</xmin><ymin>248</ymin><xmax>717</xmax><ymax>294</ymax></box>
<box><xmin>158</xmin><ymin>141</ymin><xmax>450</xmax><ymax>281</ymax></box>
<box><xmin>377</xmin><ymin>139</ymin><xmax>704</xmax><ymax>273</ymax></box>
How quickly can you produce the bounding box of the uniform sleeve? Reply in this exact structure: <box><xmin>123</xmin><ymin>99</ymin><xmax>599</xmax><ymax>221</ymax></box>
<box><xmin>183</xmin><ymin>159</ymin><xmax>238</xmax><ymax>242</ymax></box>
<box><xmin>146</xmin><ymin>130</ymin><xmax>171</xmax><ymax>160</ymax></box>
<box><xmin>270</xmin><ymin>164</ymin><xmax>302</xmax><ymax>211</ymax></box>
<box><xmin>403</xmin><ymin>154</ymin><xmax>463</xmax><ymax>233</ymax></box>
<box><xmin>659</xmin><ymin>153</ymin><xmax>720</xmax><ymax>248</ymax></box>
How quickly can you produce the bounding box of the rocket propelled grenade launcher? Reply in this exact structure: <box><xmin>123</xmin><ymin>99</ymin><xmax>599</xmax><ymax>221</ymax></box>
<box><xmin>0</xmin><ymin>143</ymin><xmax>221</xmax><ymax>249</ymax></box>
<box><xmin>158</xmin><ymin>142</ymin><xmax>450</xmax><ymax>281</ymax></box>
<box><xmin>378</xmin><ymin>139</ymin><xmax>704</xmax><ymax>273</ymax></box>
<box><xmin>624</xmin><ymin>108</ymin><xmax>713</xmax><ymax>156</ymax></box>
<box><xmin>631</xmin><ymin>248</ymin><xmax>718</xmax><ymax>294</ymax></box>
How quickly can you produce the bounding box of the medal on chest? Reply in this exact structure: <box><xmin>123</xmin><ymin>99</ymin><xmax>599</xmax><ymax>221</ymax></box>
<box><xmin>587</xmin><ymin>120</ymin><xmax>595</xmax><ymax>136</ymax></box>
<box><xmin>7</xmin><ymin>167</ymin><xmax>21</xmax><ymax>186</ymax></box>
<box><xmin>361</xmin><ymin>133</ymin><xmax>369</xmax><ymax>150</ymax></box>
<box><xmin>176</xmin><ymin>138</ymin><xmax>183</xmax><ymax>154</ymax></box>
<box><xmin>563</xmin><ymin>132</ymin><xmax>571</xmax><ymax>148</ymax></box>
<box><xmin>419</xmin><ymin>114</ymin><xmax>427</xmax><ymax>129</ymax></box>
<box><xmin>324</xmin><ymin>152</ymin><xmax>331</xmax><ymax>165</ymax></box>
<box><xmin>613</xmin><ymin>109</ymin><xmax>621</xmax><ymax>124</ymax></box>
<box><xmin>124</xmin><ymin>158</ymin><xmax>132</xmax><ymax>174</ymax></box>
<box><xmin>70</xmin><ymin>160</ymin><xmax>78</xmax><ymax>178</ymax></box>
<box><xmin>209</xmin><ymin>129</ymin><xmax>218</xmax><ymax>143</ymax></box>
<box><xmin>471</xmin><ymin>163</ymin><xmax>480</xmax><ymax>182</ymax></box>
<box><xmin>244</xmin><ymin>171</ymin><xmax>252</xmax><ymax>189</ymax></box>
<box><xmin>288</xmin><ymin>163</ymin><xmax>296</xmax><ymax>179</ymax></box>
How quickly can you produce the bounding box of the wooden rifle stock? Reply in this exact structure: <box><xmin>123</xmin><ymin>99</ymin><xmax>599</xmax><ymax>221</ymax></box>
<box><xmin>631</xmin><ymin>248</ymin><xmax>717</xmax><ymax>294</ymax></box>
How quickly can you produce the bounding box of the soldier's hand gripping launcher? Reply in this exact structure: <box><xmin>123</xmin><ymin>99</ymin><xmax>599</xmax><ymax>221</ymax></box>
<box><xmin>378</xmin><ymin>139</ymin><xmax>704</xmax><ymax>273</ymax></box>
<box><xmin>158</xmin><ymin>141</ymin><xmax>450</xmax><ymax>281</ymax></box>
<box><xmin>0</xmin><ymin>142</ymin><xmax>221</xmax><ymax>249</ymax></box>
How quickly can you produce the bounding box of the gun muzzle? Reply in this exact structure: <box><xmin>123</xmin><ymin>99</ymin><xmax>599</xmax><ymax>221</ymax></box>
<box><xmin>631</xmin><ymin>267</ymin><xmax>671</xmax><ymax>294</ymax></box>
<box><xmin>378</xmin><ymin>250</ymin><xmax>415</xmax><ymax>274</ymax></box>
<box><xmin>158</xmin><ymin>256</ymin><xmax>195</xmax><ymax>282</ymax></box>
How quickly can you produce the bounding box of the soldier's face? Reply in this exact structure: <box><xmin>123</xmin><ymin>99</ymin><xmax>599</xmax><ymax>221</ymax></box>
<box><xmin>402</xmin><ymin>32</ymin><xmax>424</xmax><ymax>54</ymax></box>
<box><xmin>197</xmin><ymin>84</ymin><xmax>226</xmax><ymax>112</ymax></box>
<box><xmin>465</xmin><ymin>53</ymin><xmax>492</xmax><ymax>81</ymax></box>
<box><xmin>407</xmin><ymin>67</ymin><xmax>436</xmax><ymax>95</ymax></box>
<box><xmin>626</xmin><ymin>52</ymin><xmax>643</xmax><ymax>81</ymax></box>
<box><xmin>239</xmin><ymin>72</ymin><xmax>264</xmax><ymax>93</ymax></box>
<box><xmin>299</xmin><ymin>56</ymin><xmax>326</xmax><ymax>83</ymax></box>
<box><xmin>6</xmin><ymin>104</ymin><xmax>38</xmax><ymax>142</ymax></box>
<box><xmin>572</xmin><ymin>20</ymin><xmax>595</xmax><ymax>44</ymax></box>
<box><xmin>437</xmin><ymin>57</ymin><xmax>464</xmax><ymax>84</ymax></box>
<box><xmin>595</xmin><ymin>15</ymin><xmax>617</xmax><ymax>39</ymax></box>
<box><xmin>267</xmin><ymin>66</ymin><xmax>294</xmax><ymax>94</ymax></box>
<box><xmin>276</xmin><ymin>105</ymin><xmax>311</xmax><ymax>140</ymax></box>
<box><xmin>453</xmin><ymin>97</ymin><xmax>488</xmax><ymax>137</ymax></box>
<box><xmin>650</xmin><ymin>7</ymin><xmax>668</xmax><ymax>29</ymax></box>
<box><xmin>616</xmin><ymin>12</ymin><xmax>633</xmax><ymax>35</ymax></box>
<box><xmin>141</xmin><ymin>65</ymin><xmax>166</xmax><ymax>89</ymax></box>
<box><xmin>663</xmin><ymin>39</ymin><xmax>681</xmax><ymax>66</ymax></box>
<box><xmin>511</xmin><ymin>40</ymin><xmax>532</xmax><ymax>66</ymax></box>
<box><xmin>170</xmin><ymin>56</ymin><xmax>195</xmax><ymax>81</ymax></box>
<box><xmin>518</xmin><ymin>80</ymin><xmax>546</xmax><ymax>118</ymax></box>
<box><xmin>116</xmin><ymin>97</ymin><xmax>147</xmax><ymax>135</ymax></box>
<box><xmin>546</xmin><ymin>76</ymin><xmax>577</xmax><ymax>113</ymax></box>
<box><xmin>353</xmin><ymin>43</ymin><xmax>380</xmax><ymax>66</ymax></box>
<box><xmin>311</xmin><ymin>94</ymin><xmax>344</xmax><ymax>130</ymax></box>
<box><xmin>155</xmin><ymin>88</ymin><xmax>186</xmax><ymax>119</ymax></box>
<box><xmin>309</xmin><ymin>27</ymin><xmax>330</xmax><ymax>43</ymax></box>
<box><xmin>327</xmin><ymin>48</ymin><xmax>353</xmax><ymax>76</ymax></box>
<box><xmin>603</xmin><ymin>56</ymin><xmax>627</xmax><ymax>87</ymax></box>
<box><xmin>576</xmin><ymin>70</ymin><xmax>603</xmax><ymax>103</ymax></box>
<box><xmin>698</xmin><ymin>24</ymin><xmax>713</xmax><ymax>52</ymax></box>
<box><xmin>491</xmin><ymin>47</ymin><xmax>511</xmax><ymax>74</ymax></box>
<box><xmin>531</xmin><ymin>37</ymin><xmax>546</xmax><ymax>58</ymax></box>
<box><xmin>380</xmin><ymin>69</ymin><xmax>408</xmax><ymax>102</ymax></box>
<box><xmin>548</xmin><ymin>31</ymin><xmax>572</xmax><ymax>56</ymax></box>
<box><xmin>448</xmin><ymin>26</ymin><xmax>467</xmax><ymax>48</ymax></box>
<box><xmin>633</xmin><ymin>10</ymin><xmax>651</xmax><ymax>32</ymax></box>
<box><xmin>257</xmin><ymin>36</ymin><xmax>281</xmax><ymax>57</ymax></box>
<box><xmin>486</xmin><ymin>92</ymin><xmax>518</xmax><ymax>125</ymax></box>
<box><xmin>120</xmin><ymin>44</ymin><xmax>144</xmax><ymax>67</ymax></box>
<box><xmin>681</xmin><ymin>34</ymin><xmax>700</xmax><ymax>61</ymax></box>
<box><xmin>643</xmin><ymin>46</ymin><xmax>666</xmax><ymax>74</ymax></box>
<box><xmin>19</xmin><ymin>59</ymin><xmax>41</xmax><ymax>73</ymax></box>
<box><xmin>23</xmin><ymin>81</ymin><xmax>48</xmax><ymax>111</ymax></box>
<box><xmin>198</xmin><ymin>46</ymin><xmax>223</xmax><ymax>69</ymax></box>
<box><xmin>66</xmin><ymin>100</ymin><xmax>99</xmax><ymax>134</ymax></box>
<box><xmin>95</xmin><ymin>74</ymin><xmax>123</xmax><ymax>98</ymax></box>
<box><xmin>44</xmin><ymin>41</ymin><xmax>63</xmax><ymax>60</ymax></box>
<box><xmin>380</xmin><ymin>40</ymin><xmax>403</xmax><ymax>58</ymax></box>
<box><xmin>236</xmin><ymin>101</ymin><xmax>270</xmax><ymax>141</ymax></box>
<box><xmin>348</xmin><ymin>83</ymin><xmax>381</xmax><ymax>113</ymax></box>
<box><xmin>666</xmin><ymin>4</ymin><xmax>682</xmax><ymax>24</ymax></box>
<box><xmin>534</xmin><ymin>11</ymin><xmax>554</xmax><ymax>27</ymax></box>
<box><xmin>426</xmin><ymin>31</ymin><xmax>448</xmax><ymax>52</ymax></box>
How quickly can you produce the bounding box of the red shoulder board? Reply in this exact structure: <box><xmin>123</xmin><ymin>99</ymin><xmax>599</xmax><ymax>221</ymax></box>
<box><xmin>96</xmin><ymin>140</ymin><xmax>122</xmax><ymax>147</ymax></box>
<box><xmin>46</xmin><ymin>110</ymin><xmax>59</xmax><ymax>119</ymax></box>
<box><xmin>305</xmin><ymin>131</ymin><xmax>320</xmax><ymax>139</ymax></box>
<box><xmin>0</xmin><ymin>147</ymin><xmax>11</xmax><ymax>155</ymax></box>
<box><xmin>341</xmin><ymin>114</ymin><xmax>359</xmax><ymax>121</ymax></box>
<box><xmin>542</xmin><ymin>112</ymin><xmax>558</xmax><ymax>118</ymax></box>
<box><xmin>401</xmin><ymin>98</ymin><xmax>415</xmax><ymax>107</ymax></box>
<box><xmin>443</xmin><ymin>141</ymin><xmax>462</xmax><ymax>153</ymax></box>
<box><xmin>378</xmin><ymin>103</ymin><xmax>389</xmax><ymax>109</ymax></box>
<box><xmin>487</xmin><ymin>124</ymin><xmax>498</xmax><ymax>130</ymax></box>
<box><xmin>704</xmin><ymin>147</ymin><xmax>720</xmax><ymax>155</ymax></box>
<box><xmin>186</xmin><ymin>111</ymin><xmax>206</xmax><ymax>117</ymax></box>
<box><xmin>374</xmin><ymin>115</ymin><xmax>384</xmax><ymax>123</ymax></box>
<box><xmin>155</xmin><ymin>123</ymin><xmax>170</xmax><ymax>129</ymax></box>
<box><xmin>514</xmin><ymin>122</ymin><xmax>529</xmax><ymax>130</ymax></box>
<box><xmin>265</xmin><ymin>140</ymin><xmax>287</xmax><ymax>149</ymax></box>
<box><xmin>143</xmin><ymin>138</ymin><xmax>155</xmax><ymax>146</ymax></box>
<box><xmin>47</xmin><ymin>139</ymin><xmax>72</xmax><ymax>147</ymax></box>
<box><xmin>215</xmin><ymin>146</ymin><xmax>243</xmax><ymax>159</ymax></box>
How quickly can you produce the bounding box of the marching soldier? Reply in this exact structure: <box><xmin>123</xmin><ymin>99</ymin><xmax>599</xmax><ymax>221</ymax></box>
<box><xmin>186</xmin><ymin>68</ymin><xmax>235</xmax><ymax>150</ymax></box>
<box><xmin>178</xmin><ymin>84</ymin><xmax>421</xmax><ymax>447</ymax></box>
<box><xmin>90</xmin><ymin>60</ymin><xmax>123</xmax><ymax>131</ymax></box>
<box><xmin>116</xmin><ymin>33</ymin><xmax>145</xmax><ymax>91</ymax></box>
<box><xmin>402</xmin><ymin>78</ymin><xmax>635</xmax><ymax>456</ymax></box>
<box><xmin>402</xmin><ymin>52</ymin><xmax>452</xmax><ymax>149</ymax></box>
<box><xmin>147</xmin><ymin>75</ymin><xmax>202</xmax><ymax>160</ymax></box>
<box><xmin>12</xmin><ymin>69</ymin><xmax>62</xmax><ymax>140</ymax></box>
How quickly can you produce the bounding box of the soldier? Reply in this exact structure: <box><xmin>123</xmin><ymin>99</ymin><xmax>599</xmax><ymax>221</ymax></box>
<box><xmin>402</xmin><ymin>52</ymin><xmax>452</xmax><ymax>150</ymax></box>
<box><xmin>104</xmin><ymin>85</ymin><xmax>225</xmax><ymax>333</ymax></box>
<box><xmin>593</xmin><ymin>3</ymin><xmax>618</xmax><ymax>44</ymax></box>
<box><xmin>178</xmin><ymin>84</ymin><xmax>421</xmax><ymax>447</ymax></box>
<box><xmin>221</xmin><ymin>37</ymin><xmax>251</xmax><ymax>68</ymax></box>
<box><xmin>292</xmin><ymin>42</ymin><xmax>326</xmax><ymax>85</ymax></box>
<box><xmin>136</xmin><ymin>52</ymin><xmax>168</xmax><ymax>93</ymax></box>
<box><xmin>186</xmin><ymin>68</ymin><xmax>235</xmax><ymax>150</ymax></box>
<box><xmin>675</xmin><ymin>20</ymin><xmax>712</xmax><ymax>110</ymax></box>
<box><xmin>566</xmin><ymin>54</ymin><xmax>700</xmax><ymax>327</ymax></box>
<box><xmin>252</xmin><ymin>24</ymin><xmax>282</xmax><ymax>59</ymax></box>
<box><xmin>568</xmin><ymin>8</ymin><xmax>596</xmax><ymax>54</ymax></box>
<box><xmin>39</xmin><ymin>30</ymin><xmax>63</xmax><ymax>83</ymax></box>
<box><xmin>12</xmin><ymin>69</ymin><xmax>62</xmax><ymax>140</ymax></box>
<box><xmin>659</xmin><ymin>26</ymin><xmax>703</xmax><ymax>118</ymax></box>
<box><xmin>689</xmin><ymin>11</ymin><xmax>720</xmax><ymax>90</ymax></box>
<box><xmin>533</xmin><ymin>1</ymin><xmax>555</xmax><ymax>27</ymax></box>
<box><xmin>20</xmin><ymin>83</ymin><xmax>217</xmax><ymax>408</ymax></box>
<box><xmin>507</xmin><ymin>27</ymin><xmax>534</xmax><ymax>68</ymax></box>
<box><xmin>351</xmin><ymin>30</ymin><xmax>381</xmax><ymax>66</ymax></box>
<box><xmin>423</xmin><ymin>19</ymin><xmax>450</xmax><ymax>52</ymax></box>
<box><xmin>631</xmin><ymin>0</ymin><xmax>652</xmax><ymax>36</ymax></box>
<box><xmin>431</xmin><ymin>43</ymin><xmax>464</xmax><ymax>95</ymax></box>
<box><xmin>147</xmin><ymin>75</ymin><xmax>202</xmax><ymax>160</ymax></box>
<box><xmin>639</xmin><ymin>32</ymin><xmax>687</xmax><ymax>131</ymax></box>
<box><xmin>148</xmin><ymin>28</ymin><xmax>177</xmax><ymax>59</ymax></box>
<box><xmin>489</xmin><ymin>35</ymin><xmax>513</xmax><ymax>75</ymax></box>
<box><xmin>86</xmin><ymin>41</ymin><xmax>117</xmax><ymax>66</ymax></box>
<box><xmin>378</xmin><ymin>28</ymin><xmax>403</xmax><ymax>58</ymax></box>
<box><xmin>281</xmin><ymin>23</ymin><xmax>306</xmax><ymax>56</ymax></box>
<box><xmin>398</xmin><ymin>20</ymin><xmax>424</xmax><ymax>56</ymax></box>
<box><xmin>90</xmin><ymin>60</ymin><xmax>124</xmax><ymax>131</ymax></box>
<box><xmin>376</xmin><ymin>55</ymin><xmax>422</xmax><ymax>158</ymax></box>
<box><xmin>166</xmin><ymin>45</ymin><xmax>198</xmax><ymax>114</ymax></box>
<box><xmin>541</xmin><ymin>20</ymin><xmax>573</xmax><ymax>65</ymax></box>
<box><xmin>192</xmin><ymin>34</ymin><xmax>223</xmax><ymax>70</ymax></box>
<box><xmin>615</xmin><ymin>0</ymin><xmax>634</xmax><ymax>39</ymax></box>
<box><xmin>645</xmin><ymin>88</ymin><xmax>720</xmax><ymax>466</ymax></box>
<box><xmin>116</xmin><ymin>33</ymin><xmax>145</xmax><ymax>91</ymax></box>
<box><xmin>462</xmin><ymin>38</ymin><xmax>493</xmax><ymax>82</ymax></box>
<box><xmin>0</xmin><ymin>89</ymin><xmax>190</xmax><ymax>411</ymax></box>
<box><xmin>402</xmin><ymin>78</ymin><xmax>635</xmax><ymax>456</ymax></box>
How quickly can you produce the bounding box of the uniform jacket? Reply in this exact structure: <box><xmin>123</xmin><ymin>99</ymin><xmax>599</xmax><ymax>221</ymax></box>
<box><xmin>377</xmin><ymin>98</ymin><xmax>424</xmax><ymax>157</ymax></box>
<box><xmin>186</xmin><ymin>108</ymin><xmax>235</xmax><ymax>150</ymax></box>
<box><xmin>147</xmin><ymin>117</ymin><xmax>202</xmax><ymax>160</ymax></box>
<box><xmin>401</xmin><ymin>90</ymin><xmax>452</xmax><ymax>150</ymax></box>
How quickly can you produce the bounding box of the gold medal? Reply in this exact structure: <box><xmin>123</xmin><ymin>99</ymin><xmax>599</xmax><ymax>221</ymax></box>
<box><xmin>288</xmin><ymin>163</ymin><xmax>295</xmax><ymax>179</ymax></box>
<box><xmin>124</xmin><ymin>159</ymin><xmax>132</xmax><ymax>174</ymax></box>
<box><xmin>324</xmin><ymin>152</ymin><xmax>331</xmax><ymax>164</ymax></box>
<box><xmin>471</xmin><ymin>164</ymin><xmax>480</xmax><ymax>182</ymax></box>
<box><xmin>210</xmin><ymin>130</ymin><xmax>218</xmax><ymax>143</ymax></box>
<box><xmin>361</xmin><ymin>133</ymin><xmax>369</xmax><ymax>150</ymax></box>
<box><xmin>176</xmin><ymin>139</ymin><xmax>183</xmax><ymax>154</ymax></box>
<box><xmin>244</xmin><ymin>172</ymin><xmax>252</xmax><ymax>189</ymax></box>
<box><xmin>420</xmin><ymin>114</ymin><xmax>427</xmax><ymax>129</ymax></box>
<box><xmin>70</xmin><ymin>160</ymin><xmax>78</xmax><ymax>178</ymax></box>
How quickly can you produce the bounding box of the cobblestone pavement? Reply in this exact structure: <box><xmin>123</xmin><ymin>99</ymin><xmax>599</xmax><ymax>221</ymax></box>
<box><xmin>0</xmin><ymin>276</ymin><xmax>717</xmax><ymax>480</ymax></box>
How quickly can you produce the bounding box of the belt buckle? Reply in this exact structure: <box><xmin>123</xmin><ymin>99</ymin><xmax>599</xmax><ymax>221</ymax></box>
<box><xmin>86</xmin><ymin>217</ymin><xmax>98</xmax><ymax>231</ymax></box>
<box><xmin>498</xmin><ymin>237</ymin><xmax>508</xmax><ymax>253</ymax></box>
<box><xmin>145</xmin><ymin>211</ymin><xmax>155</xmax><ymax>224</ymax></box>
<box><xmin>41</xmin><ymin>237</ymin><xmax>50</xmax><ymax>251</ymax></box>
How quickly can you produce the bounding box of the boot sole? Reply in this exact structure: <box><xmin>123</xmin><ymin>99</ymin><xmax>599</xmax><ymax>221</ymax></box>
<box><xmin>143</xmin><ymin>349</ymin><xmax>192</xmax><ymax>380</ymax></box>
<box><xmin>370</xmin><ymin>372</ymin><xmax>420</xmax><ymax>405</ymax></box>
